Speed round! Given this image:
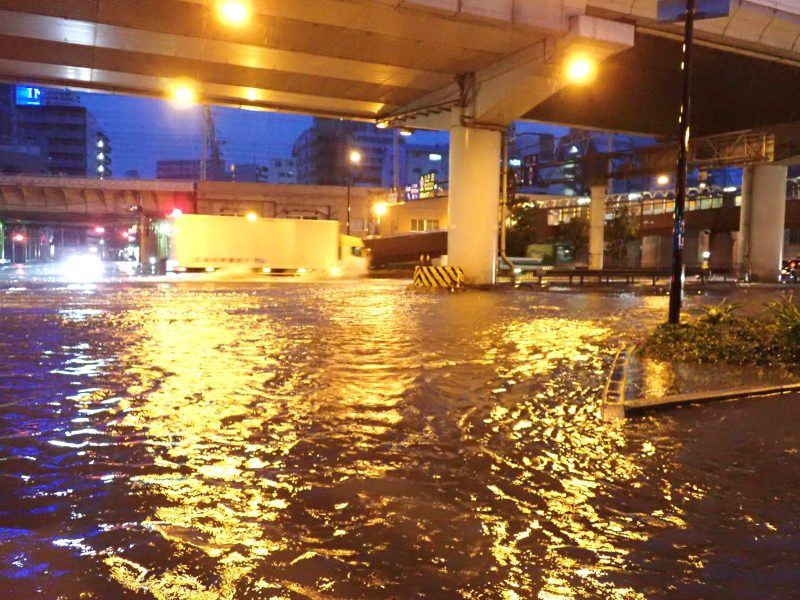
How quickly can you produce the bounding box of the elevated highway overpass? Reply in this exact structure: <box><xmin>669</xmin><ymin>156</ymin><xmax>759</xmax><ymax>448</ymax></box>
<box><xmin>1</xmin><ymin>0</ymin><xmax>799</xmax><ymax>281</ymax></box>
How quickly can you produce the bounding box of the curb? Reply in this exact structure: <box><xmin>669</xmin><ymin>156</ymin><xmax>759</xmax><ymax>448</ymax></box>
<box><xmin>601</xmin><ymin>344</ymin><xmax>634</xmax><ymax>421</ymax></box>
<box><xmin>601</xmin><ymin>348</ymin><xmax>800</xmax><ymax>418</ymax></box>
<box><xmin>625</xmin><ymin>382</ymin><xmax>800</xmax><ymax>416</ymax></box>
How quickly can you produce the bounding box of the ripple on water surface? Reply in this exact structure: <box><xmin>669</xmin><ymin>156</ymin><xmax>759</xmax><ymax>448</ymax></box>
<box><xmin>0</xmin><ymin>281</ymin><xmax>799</xmax><ymax>599</ymax></box>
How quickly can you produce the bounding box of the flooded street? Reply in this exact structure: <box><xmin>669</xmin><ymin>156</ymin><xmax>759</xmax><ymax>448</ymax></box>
<box><xmin>1</xmin><ymin>275</ymin><xmax>799</xmax><ymax>599</ymax></box>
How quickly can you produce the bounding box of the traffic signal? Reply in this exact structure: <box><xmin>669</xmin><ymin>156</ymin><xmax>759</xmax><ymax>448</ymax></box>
<box><xmin>96</xmin><ymin>132</ymin><xmax>111</xmax><ymax>178</ymax></box>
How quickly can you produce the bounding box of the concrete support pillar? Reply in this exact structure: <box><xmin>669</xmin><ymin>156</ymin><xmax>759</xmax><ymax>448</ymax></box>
<box><xmin>589</xmin><ymin>185</ymin><xmax>606</xmax><ymax>270</ymax></box>
<box><xmin>448</xmin><ymin>124</ymin><xmax>501</xmax><ymax>285</ymax></box>
<box><xmin>739</xmin><ymin>164</ymin><xmax>787</xmax><ymax>282</ymax></box>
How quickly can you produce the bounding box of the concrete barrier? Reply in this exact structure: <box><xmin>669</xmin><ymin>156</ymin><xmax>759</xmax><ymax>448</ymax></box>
<box><xmin>413</xmin><ymin>265</ymin><xmax>464</xmax><ymax>289</ymax></box>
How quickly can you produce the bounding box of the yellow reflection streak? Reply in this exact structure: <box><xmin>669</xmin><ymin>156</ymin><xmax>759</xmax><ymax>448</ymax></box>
<box><xmin>109</xmin><ymin>296</ymin><xmax>298</xmax><ymax>597</ymax></box>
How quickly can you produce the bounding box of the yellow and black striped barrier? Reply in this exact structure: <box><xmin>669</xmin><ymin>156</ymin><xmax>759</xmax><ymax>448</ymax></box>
<box><xmin>413</xmin><ymin>265</ymin><xmax>464</xmax><ymax>289</ymax></box>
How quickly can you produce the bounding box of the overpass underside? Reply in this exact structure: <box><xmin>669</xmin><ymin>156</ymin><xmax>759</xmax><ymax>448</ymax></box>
<box><xmin>2</xmin><ymin>1</ymin><xmax>800</xmax><ymax>281</ymax></box>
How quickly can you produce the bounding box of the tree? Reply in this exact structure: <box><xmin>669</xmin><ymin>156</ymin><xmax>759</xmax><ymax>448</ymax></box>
<box><xmin>505</xmin><ymin>202</ymin><xmax>542</xmax><ymax>257</ymax></box>
<box><xmin>606</xmin><ymin>204</ymin><xmax>640</xmax><ymax>266</ymax></box>
<box><xmin>557</xmin><ymin>215</ymin><xmax>589</xmax><ymax>263</ymax></box>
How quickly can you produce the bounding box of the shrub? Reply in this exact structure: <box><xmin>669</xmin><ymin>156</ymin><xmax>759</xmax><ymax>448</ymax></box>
<box><xmin>642</xmin><ymin>296</ymin><xmax>799</xmax><ymax>366</ymax></box>
<box><xmin>698</xmin><ymin>299</ymin><xmax>740</xmax><ymax>324</ymax></box>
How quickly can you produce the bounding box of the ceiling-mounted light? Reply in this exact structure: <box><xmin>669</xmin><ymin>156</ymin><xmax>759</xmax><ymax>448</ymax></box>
<box><xmin>171</xmin><ymin>82</ymin><xmax>197</xmax><ymax>106</ymax></box>
<box><xmin>216</xmin><ymin>0</ymin><xmax>250</xmax><ymax>26</ymax></box>
<box><xmin>565</xmin><ymin>54</ymin><xmax>597</xmax><ymax>85</ymax></box>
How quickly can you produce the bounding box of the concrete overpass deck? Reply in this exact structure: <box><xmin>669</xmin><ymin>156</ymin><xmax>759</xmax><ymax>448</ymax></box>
<box><xmin>1</xmin><ymin>1</ymin><xmax>799</xmax><ymax>284</ymax></box>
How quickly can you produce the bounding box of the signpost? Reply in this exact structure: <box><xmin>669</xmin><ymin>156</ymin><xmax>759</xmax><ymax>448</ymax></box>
<box><xmin>659</xmin><ymin>0</ymin><xmax>730</xmax><ymax>324</ymax></box>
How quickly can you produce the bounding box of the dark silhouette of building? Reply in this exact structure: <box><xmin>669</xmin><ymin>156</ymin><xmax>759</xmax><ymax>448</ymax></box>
<box><xmin>292</xmin><ymin>118</ymin><xmax>395</xmax><ymax>186</ymax></box>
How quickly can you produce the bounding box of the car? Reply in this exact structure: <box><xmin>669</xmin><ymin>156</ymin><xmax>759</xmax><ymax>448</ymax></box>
<box><xmin>781</xmin><ymin>258</ymin><xmax>800</xmax><ymax>283</ymax></box>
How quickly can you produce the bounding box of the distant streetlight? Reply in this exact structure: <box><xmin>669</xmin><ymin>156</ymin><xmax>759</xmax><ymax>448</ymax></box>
<box><xmin>346</xmin><ymin>150</ymin><xmax>362</xmax><ymax>235</ymax></box>
<box><xmin>11</xmin><ymin>233</ymin><xmax>24</xmax><ymax>264</ymax></box>
<box><xmin>399</xmin><ymin>128</ymin><xmax>413</xmax><ymax>137</ymax></box>
<box><xmin>565</xmin><ymin>55</ymin><xmax>597</xmax><ymax>85</ymax></box>
<box><xmin>246</xmin><ymin>211</ymin><xmax>258</xmax><ymax>221</ymax></box>
<box><xmin>216</xmin><ymin>0</ymin><xmax>250</xmax><ymax>25</ymax></box>
<box><xmin>657</xmin><ymin>174</ymin><xmax>670</xmax><ymax>186</ymax></box>
<box><xmin>373</xmin><ymin>202</ymin><xmax>388</xmax><ymax>235</ymax></box>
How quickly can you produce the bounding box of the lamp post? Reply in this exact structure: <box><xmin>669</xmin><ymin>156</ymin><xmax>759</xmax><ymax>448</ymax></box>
<box><xmin>347</xmin><ymin>150</ymin><xmax>361</xmax><ymax>235</ymax></box>
<box><xmin>12</xmin><ymin>233</ymin><xmax>24</xmax><ymax>264</ymax></box>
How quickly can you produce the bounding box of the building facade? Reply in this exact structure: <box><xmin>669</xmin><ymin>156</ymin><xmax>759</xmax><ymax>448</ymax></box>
<box><xmin>0</xmin><ymin>84</ymin><xmax>106</xmax><ymax>177</ymax></box>
<box><xmin>292</xmin><ymin>118</ymin><xmax>395</xmax><ymax>187</ymax></box>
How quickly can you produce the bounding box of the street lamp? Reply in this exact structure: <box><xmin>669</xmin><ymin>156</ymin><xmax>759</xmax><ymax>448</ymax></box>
<box><xmin>373</xmin><ymin>202</ymin><xmax>388</xmax><ymax>235</ymax></box>
<box><xmin>565</xmin><ymin>55</ymin><xmax>597</xmax><ymax>85</ymax></box>
<box><xmin>657</xmin><ymin>174</ymin><xmax>670</xmax><ymax>186</ymax></box>
<box><xmin>171</xmin><ymin>82</ymin><xmax>197</xmax><ymax>106</ymax></box>
<box><xmin>11</xmin><ymin>233</ymin><xmax>24</xmax><ymax>264</ymax></box>
<box><xmin>346</xmin><ymin>150</ymin><xmax>361</xmax><ymax>235</ymax></box>
<box><xmin>216</xmin><ymin>0</ymin><xmax>250</xmax><ymax>25</ymax></box>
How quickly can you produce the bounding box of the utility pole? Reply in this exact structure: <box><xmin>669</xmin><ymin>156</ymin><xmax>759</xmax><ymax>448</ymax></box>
<box><xmin>668</xmin><ymin>0</ymin><xmax>695</xmax><ymax>324</ymax></box>
<box><xmin>658</xmin><ymin>0</ymin><xmax>731</xmax><ymax>322</ymax></box>
<box><xmin>392</xmin><ymin>128</ymin><xmax>400</xmax><ymax>198</ymax></box>
<box><xmin>200</xmin><ymin>105</ymin><xmax>223</xmax><ymax>182</ymax></box>
<box><xmin>200</xmin><ymin>106</ymin><xmax>208</xmax><ymax>182</ymax></box>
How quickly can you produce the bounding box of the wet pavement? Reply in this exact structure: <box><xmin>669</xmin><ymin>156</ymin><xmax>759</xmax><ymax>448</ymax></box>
<box><xmin>1</xmin><ymin>268</ymin><xmax>799</xmax><ymax>599</ymax></box>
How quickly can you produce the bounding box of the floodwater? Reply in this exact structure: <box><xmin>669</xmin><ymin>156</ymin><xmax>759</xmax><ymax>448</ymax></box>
<box><xmin>1</xmin><ymin>271</ymin><xmax>799</xmax><ymax>599</ymax></box>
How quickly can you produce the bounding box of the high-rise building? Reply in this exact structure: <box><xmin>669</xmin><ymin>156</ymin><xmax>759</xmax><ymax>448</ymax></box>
<box><xmin>0</xmin><ymin>84</ymin><xmax>102</xmax><ymax>177</ymax></box>
<box><xmin>292</xmin><ymin>118</ymin><xmax>395</xmax><ymax>186</ymax></box>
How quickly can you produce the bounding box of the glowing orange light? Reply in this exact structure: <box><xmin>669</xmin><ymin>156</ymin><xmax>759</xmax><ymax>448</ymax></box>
<box><xmin>565</xmin><ymin>55</ymin><xmax>597</xmax><ymax>85</ymax></box>
<box><xmin>216</xmin><ymin>0</ymin><xmax>250</xmax><ymax>26</ymax></box>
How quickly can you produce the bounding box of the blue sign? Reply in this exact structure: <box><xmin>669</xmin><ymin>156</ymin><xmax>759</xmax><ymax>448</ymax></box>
<box><xmin>658</xmin><ymin>0</ymin><xmax>730</xmax><ymax>21</ymax></box>
<box><xmin>16</xmin><ymin>86</ymin><xmax>42</xmax><ymax>106</ymax></box>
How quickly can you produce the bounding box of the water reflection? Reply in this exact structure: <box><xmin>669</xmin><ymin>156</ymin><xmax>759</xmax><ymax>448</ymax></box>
<box><xmin>2</xmin><ymin>282</ymin><xmax>800</xmax><ymax>598</ymax></box>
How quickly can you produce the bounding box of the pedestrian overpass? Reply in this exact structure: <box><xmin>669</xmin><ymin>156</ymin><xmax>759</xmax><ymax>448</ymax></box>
<box><xmin>2</xmin><ymin>0</ymin><xmax>800</xmax><ymax>281</ymax></box>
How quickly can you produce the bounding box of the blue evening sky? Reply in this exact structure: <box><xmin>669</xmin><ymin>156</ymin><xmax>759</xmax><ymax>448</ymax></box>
<box><xmin>77</xmin><ymin>90</ymin><xmax>573</xmax><ymax>180</ymax></box>
<box><xmin>78</xmin><ymin>91</ymin><xmax>457</xmax><ymax>179</ymax></box>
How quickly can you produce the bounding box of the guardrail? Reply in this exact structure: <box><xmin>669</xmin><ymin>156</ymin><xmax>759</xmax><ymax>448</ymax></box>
<box><xmin>498</xmin><ymin>264</ymin><xmax>735</xmax><ymax>286</ymax></box>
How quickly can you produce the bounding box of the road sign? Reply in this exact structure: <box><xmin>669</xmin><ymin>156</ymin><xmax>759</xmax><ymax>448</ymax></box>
<box><xmin>658</xmin><ymin>0</ymin><xmax>730</xmax><ymax>21</ymax></box>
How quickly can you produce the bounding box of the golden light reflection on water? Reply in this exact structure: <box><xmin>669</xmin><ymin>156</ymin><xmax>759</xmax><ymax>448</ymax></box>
<box><xmin>641</xmin><ymin>358</ymin><xmax>678</xmax><ymax>399</ymax></box>
<box><xmin>9</xmin><ymin>283</ymin><xmax>798</xmax><ymax>599</ymax></box>
<box><xmin>106</xmin><ymin>286</ymin><xmax>419</xmax><ymax>598</ymax></box>
<box><xmin>109</xmin><ymin>294</ymin><xmax>299</xmax><ymax>598</ymax></box>
<box><xmin>75</xmin><ymin>284</ymin><xmax>699</xmax><ymax>599</ymax></box>
<box><xmin>468</xmin><ymin>312</ymin><xmax>686</xmax><ymax>600</ymax></box>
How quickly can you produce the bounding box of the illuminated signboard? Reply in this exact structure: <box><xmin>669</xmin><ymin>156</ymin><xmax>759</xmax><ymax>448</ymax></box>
<box><xmin>419</xmin><ymin>172</ymin><xmax>436</xmax><ymax>199</ymax></box>
<box><xmin>16</xmin><ymin>86</ymin><xmax>43</xmax><ymax>106</ymax></box>
<box><xmin>405</xmin><ymin>172</ymin><xmax>438</xmax><ymax>200</ymax></box>
<box><xmin>404</xmin><ymin>183</ymin><xmax>420</xmax><ymax>201</ymax></box>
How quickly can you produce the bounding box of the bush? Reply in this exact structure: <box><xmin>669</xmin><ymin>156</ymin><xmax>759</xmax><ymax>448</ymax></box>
<box><xmin>642</xmin><ymin>296</ymin><xmax>800</xmax><ymax>366</ymax></box>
